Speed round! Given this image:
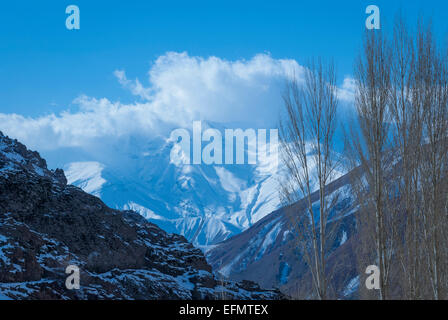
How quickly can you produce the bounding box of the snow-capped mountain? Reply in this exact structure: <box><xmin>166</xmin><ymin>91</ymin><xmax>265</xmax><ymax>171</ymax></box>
<box><xmin>57</xmin><ymin>122</ymin><xmax>284</xmax><ymax>249</ymax></box>
<box><xmin>46</xmin><ymin>120</ymin><xmax>347</xmax><ymax>250</ymax></box>
<box><xmin>0</xmin><ymin>130</ymin><xmax>285</xmax><ymax>300</ymax></box>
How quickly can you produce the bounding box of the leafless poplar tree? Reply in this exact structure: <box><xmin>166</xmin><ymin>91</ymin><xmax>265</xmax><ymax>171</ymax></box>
<box><xmin>415</xmin><ymin>22</ymin><xmax>448</xmax><ymax>299</ymax></box>
<box><xmin>281</xmin><ymin>13</ymin><xmax>447</xmax><ymax>300</ymax></box>
<box><xmin>348</xmin><ymin>30</ymin><xmax>396</xmax><ymax>300</ymax></box>
<box><xmin>389</xmin><ymin>15</ymin><xmax>424</xmax><ymax>299</ymax></box>
<box><xmin>352</xmin><ymin>18</ymin><xmax>448</xmax><ymax>300</ymax></box>
<box><xmin>280</xmin><ymin>59</ymin><xmax>339</xmax><ymax>300</ymax></box>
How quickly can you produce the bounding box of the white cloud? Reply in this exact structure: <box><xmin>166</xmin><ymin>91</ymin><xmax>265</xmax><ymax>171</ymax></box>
<box><xmin>125</xmin><ymin>52</ymin><xmax>302</xmax><ymax>127</ymax></box>
<box><xmin>114</xmin><ymin>70</ymin><xmax>152</xmax><ymax>100</ymax></box>
<box><xmin>0</xmin><ymin>52</ymin><xmax>354</xmax><ymax>152</ymax></box>
<box><xmin>338</xmin><ymin>77</ymin><xmax>357</xmax><ymax>103</ymax></box>
<box><xmin>0</xmin><ymin>97</ymin><xmax>161</xmax><ymax>150</ymax></box>
<box><xmin>0</xmin><ymin>52</ymin><xmax>302</xmax><ymax>150</ymax></box>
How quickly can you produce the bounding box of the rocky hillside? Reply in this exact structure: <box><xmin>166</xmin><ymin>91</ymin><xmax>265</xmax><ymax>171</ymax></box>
<box><xmin>49</xmin><ymin>121</ymin><xmax>284</xmax><ymax>250</ymax></box>
<box><xmin>207</xmin><ymin>172</ymin><xmax>360</xmax><ymax>299</ymax></box>
<box><xmin>0</xmin><ymin>131</ymin><xmax>284</xmax><ymax>300</ymax></box>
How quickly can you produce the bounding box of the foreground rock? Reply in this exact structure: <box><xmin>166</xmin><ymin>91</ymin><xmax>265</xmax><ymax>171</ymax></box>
<box><xmin>0</xmin><ymin>131</ymin><xmax>284</xmax><ymax>300</ymax></box>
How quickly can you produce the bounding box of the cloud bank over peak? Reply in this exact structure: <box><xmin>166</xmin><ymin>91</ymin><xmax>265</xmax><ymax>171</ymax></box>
<box><xmin>0</xmin><ymin>52</ymin><xmax>353</xmax><ymax>152</ymax></box>
<box><xmin>115</xmin><ymin>52</ymin><xmax>302</xmax><ymax>126</ymax></box>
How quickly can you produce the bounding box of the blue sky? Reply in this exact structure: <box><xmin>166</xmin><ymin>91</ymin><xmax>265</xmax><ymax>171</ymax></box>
<box><xmin>0</xmin><ymin>0</ymin><xmax>446</xmax><ymax>118</ymax></box>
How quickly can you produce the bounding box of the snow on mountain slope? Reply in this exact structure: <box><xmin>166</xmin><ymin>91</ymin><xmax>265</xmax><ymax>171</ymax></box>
<box><xmin>0</xmin><ymin>131</ymin><xmax>285</xmax><ymax>300</ymax></box>
<box><xmin>206</xmin><ymin>171</ymin><xmax>360</xmax><ymax>298</ymax></box>
<box><xmin>59</xmin><ymin>121</ymin><xmax>346</xmax><ymax>250</ymax></box>
<box><xmin>60</xmin><ymin>122</ymin><xmax>283</xmax><ymax>249</ymax></box>
<box><xmin>57</xmin><ymin>122</ymin><xmax>342</xmax><ymax>250</ymax></box>
<box><xmin>64</xmin><ymin>162</ymin><xmax>106</xmax><ymax>197</ymax></box>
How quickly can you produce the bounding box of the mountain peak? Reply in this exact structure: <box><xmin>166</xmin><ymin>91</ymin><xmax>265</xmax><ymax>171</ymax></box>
<box><xmin>0</xmin><ymin>133</ymin><xmax>285</xmax><ymax>300</ymax></box>
<box><xmin>0</xmin><ymin>131</ymin><xmax>66</xmax><ymax>185</ymax></box>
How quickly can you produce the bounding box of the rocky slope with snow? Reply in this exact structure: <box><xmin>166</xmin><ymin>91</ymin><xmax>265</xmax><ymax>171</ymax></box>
<box><xmin>206</xmin><ymin>172</ymin><xmax>360</xmax><ymax>299</ymax></box>
<box><xmin>48</xmin><ymin>122</ymin><xmax>285</xmax><ymax>249</ymax></box>
<box><xmin>51</xmin><ymin>122</ymin><xmax>346</xmax><ymax>250</ymax></box>
<box><xmin>0</xmin><ymin>131</ymin><xmax>285</xmax><ymax>300</ymax></box>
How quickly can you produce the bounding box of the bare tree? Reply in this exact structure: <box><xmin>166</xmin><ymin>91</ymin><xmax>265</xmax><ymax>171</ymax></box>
<box><xmin>280</xmin><ymin>59</ymin><xmax>340</xmax><ymax>300</ymax></box>
<box><xmin>415</xmin><ymin>22</ymin><xmax>448</xmax><ymax>299</ymax></box>
<box><xmin>281</xmin><ymin>13</ymin><xmax>447</xmax><ymax>300</ymax></box>
<box><xmin>348</xmin><ymin>30</ymin><xmax>396</xmax><ymax>300</ymax></box>
<box><xmin>352</xmin><ymin>18</ymin><xmax>448</xmax><ymax>300</ymax></box>
<box><xmin>389</xmin><ymin>15</ymin><xmax>425</xmax><ymax>299</ymax></box>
